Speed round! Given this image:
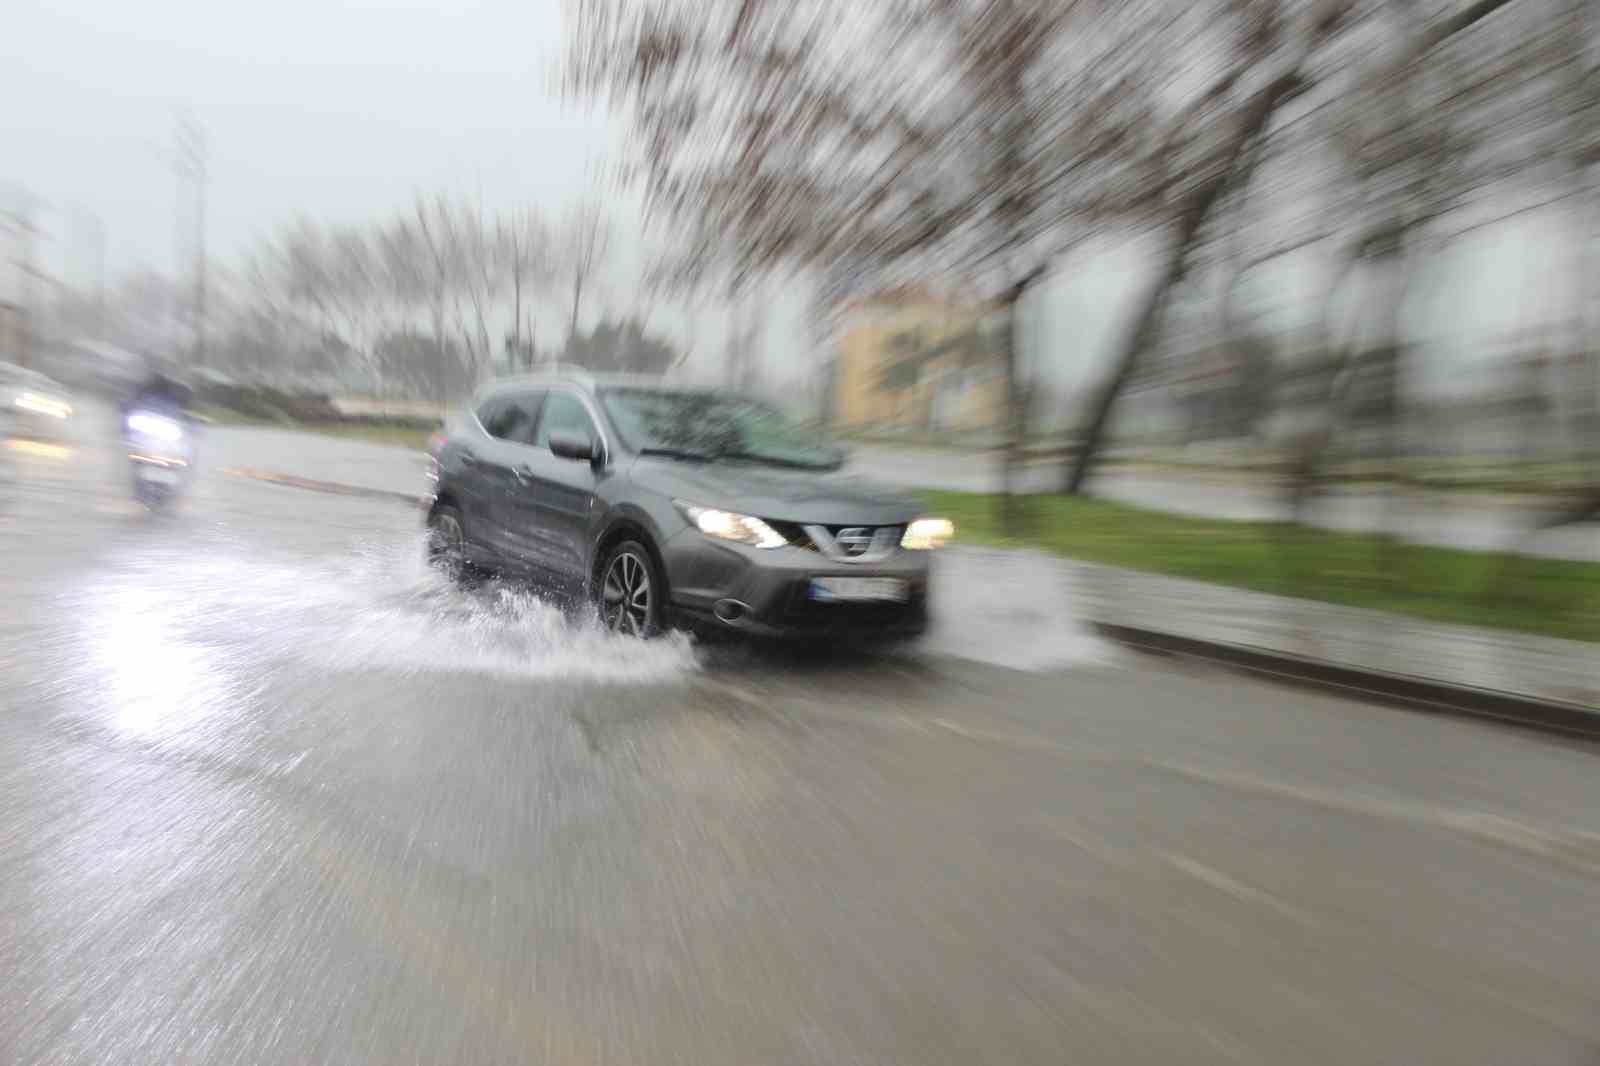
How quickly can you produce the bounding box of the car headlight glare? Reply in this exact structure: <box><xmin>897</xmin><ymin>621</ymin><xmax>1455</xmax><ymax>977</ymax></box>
<box><xmin>15</xmin><ymin>392</ymin><xmax>72</xmax><ymax>419</ymax></box>
<box><xmin>901</xmin><ymin>517</ymin><xmax>954</xmax><ymax>550</ymax></box>
<box><xmin>679</xmin><ymin>502</ymin><xmax>787</xmax><ymax>549</ymax></box>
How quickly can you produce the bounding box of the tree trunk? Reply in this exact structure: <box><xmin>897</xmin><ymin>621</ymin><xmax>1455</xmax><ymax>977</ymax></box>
<box><xmin>569</xmin><ymin>276</ymin><xmax>583</xmax><ymax>345</ymax></box>
<box><xmin>1064</xmin><ymin>74</ymin><xmax>1297</xmax><ymax>495</ymax></box>
<box><xmin>512</xmin><ymin>270</ymin><xmax>522</xmax><ymax>371</ymax></box>
<box><xmin>1000</xmin><ymin>269</ymin><xmax>1045</xmax><ymax>530</ymax></box>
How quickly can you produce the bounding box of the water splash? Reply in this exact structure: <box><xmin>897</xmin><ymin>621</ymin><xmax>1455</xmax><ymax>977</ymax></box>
<box><xmin>63</xmin><ymin>534</ymin><xmax>697</xmax><ymax>740</ymax></box>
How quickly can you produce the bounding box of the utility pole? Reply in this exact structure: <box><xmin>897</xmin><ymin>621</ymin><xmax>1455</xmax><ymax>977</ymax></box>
<box><xmin>69</xmin><ymin>206</ymin><xmax>106</xmax><ymax>339</ymax></box>
<box><xmin>87</xmin><ymin>211</ymin><xmax>106</xmax><ymax>340</ymax></box>
<box><xmin>173</xmin><ymin>114</ymin><xmax>209</xmax><ymax>370</ymax></box>
<box><xmin>2</xmin><ymin>189</ymin><xmax>41</xmax><ymax>369</ymax></box>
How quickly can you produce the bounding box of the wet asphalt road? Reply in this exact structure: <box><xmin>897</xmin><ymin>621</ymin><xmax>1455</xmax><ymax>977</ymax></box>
<box><xmin>2</xmin><ymin>418</ymin><xmax>1600</xmax><ymax>1064</ymax></box>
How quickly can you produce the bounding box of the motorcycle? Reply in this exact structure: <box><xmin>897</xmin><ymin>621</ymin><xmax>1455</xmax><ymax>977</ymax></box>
<box><xmin>125</xmin><ymin>409</ymin><xmax>193</xmax><ymax>510</ymax></box>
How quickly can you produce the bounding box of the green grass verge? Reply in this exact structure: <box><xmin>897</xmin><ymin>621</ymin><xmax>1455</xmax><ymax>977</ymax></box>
<box><xmin>921</xmin><ymin>490</ymin><xmax>1600</xmax><ymax>644</ymax></box>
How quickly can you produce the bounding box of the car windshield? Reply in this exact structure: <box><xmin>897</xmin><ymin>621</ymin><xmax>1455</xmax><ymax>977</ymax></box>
<box><xmin>599</xmin><ymin>387</ymin><xmax>844</xmax><ymax>471</ymax></box>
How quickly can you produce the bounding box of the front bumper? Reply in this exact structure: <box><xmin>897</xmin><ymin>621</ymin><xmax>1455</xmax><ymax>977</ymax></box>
<box><xmin>661</xmin><ymin>529</ymin><xmax>932</xmax><ymax>639</ymax></box>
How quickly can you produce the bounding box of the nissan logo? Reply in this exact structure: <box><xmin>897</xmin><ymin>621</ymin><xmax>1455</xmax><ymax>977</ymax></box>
<box><xmin>836</xmin><ymin>527</ymin><xmax>873</xmax><ymax>556</ymax></box>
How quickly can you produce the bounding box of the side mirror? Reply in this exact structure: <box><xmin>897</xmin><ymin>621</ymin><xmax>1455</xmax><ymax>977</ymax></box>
<box><xmin>548</xmin><ymin>431</ymin><xmax>596</xmax><ymax>463</ymax></box>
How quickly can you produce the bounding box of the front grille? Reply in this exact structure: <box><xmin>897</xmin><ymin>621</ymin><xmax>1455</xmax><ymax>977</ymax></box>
<box><xmin>771</xmin><ymin>523</ymin><xmax>904</xmax><ymax>559</ymax></box>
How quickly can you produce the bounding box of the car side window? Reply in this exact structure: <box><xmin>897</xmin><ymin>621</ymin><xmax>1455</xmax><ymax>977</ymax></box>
<box><xmin>535</xmin><ymin>391</ymin><xmax>598</xmax><ymax>450</ymax></box>
<box><xmin>475</xmin><ymin>396</ymin><xmax>508</xmax><ymax>435</ymax></box>
<box><xmin>478</xmin><ymin>392</ymin><xmax>543</xmax><ymax>443</ymax></box>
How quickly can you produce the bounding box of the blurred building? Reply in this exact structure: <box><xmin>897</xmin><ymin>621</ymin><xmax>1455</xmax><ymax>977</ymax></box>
<box><xmin>832</xmin><ymin>287</ymin><xmax>1009</xmax><ymax>436</ymax></box>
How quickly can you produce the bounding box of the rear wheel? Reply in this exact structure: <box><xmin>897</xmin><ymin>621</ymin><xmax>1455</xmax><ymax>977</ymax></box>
<box><xmin>598</xmin><ymin>540</ymin><xmax>663</xmax><ymax>637</ymax></box>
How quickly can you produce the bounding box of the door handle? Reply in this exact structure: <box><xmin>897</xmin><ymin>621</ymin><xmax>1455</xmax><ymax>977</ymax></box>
<box><xmin>459</xmin><ymin>450</ymin><xmax>481</xmax><ymax>467</ymax></box>
<box><xmin>512</xmin><ymin>464</ymin><xmax>534</xmax><ymax>482</ymax></box>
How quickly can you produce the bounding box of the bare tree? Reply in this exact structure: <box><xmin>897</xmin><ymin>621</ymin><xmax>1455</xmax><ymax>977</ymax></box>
<box><xmin>566</xmin><ymin>0</ymin><xmax>1172</xmax><ymax>524</ymax></box>
<box><xmin>557</xmin><ymin>197</ymin><xmax>611</xmax><ymax>345</ymax></box>
<box><xmin>498</xmin><ymin>208</ymin><xmax>552</xmax><ymax>370</ymax></box>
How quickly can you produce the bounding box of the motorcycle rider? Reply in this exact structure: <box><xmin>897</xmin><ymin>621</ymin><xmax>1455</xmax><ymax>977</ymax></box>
<box><xmin>120</xmin><ymin>366</ymin><xmax>194</xmax><ymax>425</ymax></box>
<box><xmin>120</xmin><ymin>365</ymin><xmax>197</xmax><ymax>508</ymax></box>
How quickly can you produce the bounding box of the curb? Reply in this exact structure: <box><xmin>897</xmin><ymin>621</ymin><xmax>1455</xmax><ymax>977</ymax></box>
<box><xmin>1090</xmin><ymin>621</ymin><xmax>1600</xmax><ymax>741</ymax></box>
<box><xmin>220</xmin><ymin>467</ymin><xmax>428</xmax><ymax>507</ymax></box>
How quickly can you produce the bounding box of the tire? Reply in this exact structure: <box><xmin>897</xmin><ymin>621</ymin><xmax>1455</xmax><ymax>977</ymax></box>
<box><xmin>597</xmin><ymin>539</ymin><xmax>664</xmax><ymax>638</ymax></box>
<box><xmin>426</xmin><ymin>504</ymin><xmax>471</xmax><ymax>580</ymax></box>
<box><xmin>132</xmin><ymin>477</ymin><xmax>173</xmax><ymax>512</ymax></box>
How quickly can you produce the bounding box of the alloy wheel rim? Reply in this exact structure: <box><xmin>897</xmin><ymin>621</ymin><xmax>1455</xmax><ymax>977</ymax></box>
<box><xmin>603</xmin><ymin>552</ymin><xmax>651</xmax><ymax>635</ymax></box>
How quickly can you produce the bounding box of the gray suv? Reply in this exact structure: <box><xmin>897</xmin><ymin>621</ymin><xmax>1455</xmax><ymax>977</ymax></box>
<box><xmin>424</xmin><ymin>371</ymin><xmax>953</xmax><ymax>639</ymax></box>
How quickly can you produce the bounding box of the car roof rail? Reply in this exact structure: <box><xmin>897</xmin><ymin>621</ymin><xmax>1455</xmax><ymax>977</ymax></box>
<box><xmin>494</xmin><ymin>365</ymin><xmax>596</xmax><ymax>391</ymax></box>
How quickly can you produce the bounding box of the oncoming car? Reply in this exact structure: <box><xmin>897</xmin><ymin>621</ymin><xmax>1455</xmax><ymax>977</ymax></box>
<box><xmin>0</xmin><ymin>362</ymin><xmax>74</xmax><ymax>439</ymax></box>
<box><xmin>423</xmin><ymin>371</ymin><xmax>954</xmax><ymax>639</ymax></box>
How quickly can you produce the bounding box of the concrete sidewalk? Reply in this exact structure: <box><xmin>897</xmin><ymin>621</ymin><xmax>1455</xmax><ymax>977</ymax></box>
<box><xmin>1081</xmin><ymin>563</ymin><xmax>1600</xmax><ymax>727</ymax></box>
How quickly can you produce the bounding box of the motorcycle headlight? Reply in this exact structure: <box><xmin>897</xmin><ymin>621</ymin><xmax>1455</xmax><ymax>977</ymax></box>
<box><xmin>127</xmin><ymin>412</ymin><xmax>184</xmax><ymax>441</ymax></box>
<box><xmin>677</xmin><ymin>502</ymin><xmax>787</xmax><ymax>549</ymax></box>
<box><xmin>901</xmin><ymin>517</ymin><xmax>954</xmax><ymax>550</ymax></box>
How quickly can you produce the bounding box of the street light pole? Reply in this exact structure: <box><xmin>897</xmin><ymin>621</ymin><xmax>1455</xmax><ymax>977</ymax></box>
<box><xmin>3</xmin><ymin>189</ymin><xmax>41</xmax><ymax>370</ymax></box>
<box><xmin>173</xmin><ymin>114</ymin><xmax>209</xmax><ymax>370</ymax></box>
<box><xmin>88</xmin><ymin>210</ymin><xmax>106</xmax><ymax>340</ymax></box>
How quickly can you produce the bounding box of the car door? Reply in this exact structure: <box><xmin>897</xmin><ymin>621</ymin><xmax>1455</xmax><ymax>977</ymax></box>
<box><xmin>464</xmin><ymin>390</ymin><xmax>544</xmax><ymax>567</ymax></box>
<box><xmin>504</xmin><ymin>388</ymin><xmax>605</xmax><ymax>581</ymax></box>
<box><xmin>448</xmin><ymin>394</ymin><xmax>512</xmax><ymax>557</ymax></box>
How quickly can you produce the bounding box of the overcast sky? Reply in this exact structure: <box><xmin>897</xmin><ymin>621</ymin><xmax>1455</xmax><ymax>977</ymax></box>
<box><xmin>4</xmin><ymin>0</ymin><xmax>612</xmax><ymax>286</ymax></box>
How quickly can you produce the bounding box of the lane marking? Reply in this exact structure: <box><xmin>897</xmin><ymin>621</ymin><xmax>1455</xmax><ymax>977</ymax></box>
<box><xmin>1165</xmin><ymin>853</ymin><xmax>1319</xmax><ymax>925</ymax></box>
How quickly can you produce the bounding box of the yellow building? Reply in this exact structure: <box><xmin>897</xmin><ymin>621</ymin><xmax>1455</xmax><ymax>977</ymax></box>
<box><xmin>833</xmin><ymin>287</ymin><xmax>1009</xmax><ymax>435</ymax></box>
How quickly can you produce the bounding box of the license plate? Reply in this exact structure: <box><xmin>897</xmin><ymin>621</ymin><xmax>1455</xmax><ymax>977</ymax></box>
<box><xmin>138</xmin><ymin>468</ymin><xmax>179</xmax><ymax>485</ymax></box>
<box><xmin>809</xmin><ymin>577</ymin><xmax>908</xmax><ymax>603</ymax></box>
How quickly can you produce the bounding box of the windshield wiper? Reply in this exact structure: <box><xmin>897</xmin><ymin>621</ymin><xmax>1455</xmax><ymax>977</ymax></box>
<box><xmin>637</xmin><ymin>446</ymin><xmax>715</xmax><ymax>463</ymax></box>
<box><xmin>717</xmin><ymin>450</ymin><xmax>841</xmax><ymax>471</ymax></box>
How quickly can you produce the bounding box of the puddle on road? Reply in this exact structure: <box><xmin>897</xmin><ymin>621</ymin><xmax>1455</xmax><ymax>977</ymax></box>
<box><xmin>33</xmin><ymin>534</ymin><xmax>1117</xmax><ymax>750</ymax></box>
<box><xmin>56</xmin><ymin>535</ymin><xmax>697</xmax><ymax>739</ymax></box>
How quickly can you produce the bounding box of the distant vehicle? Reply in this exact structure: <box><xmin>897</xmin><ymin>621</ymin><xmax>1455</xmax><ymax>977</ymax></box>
<box><xmin>424</xmin><ymin>371</ymin><xmax>953</xmax><ymax>640</ymax></box>
<box><xmin>0</xmin><ymin>362</ymin><xmax>75</xmax><ymax>438</ymax></box>
<box><xmin>124</xmin><ymin>408</ymin><xmax>194</xmax><ymax>511</ymax></box>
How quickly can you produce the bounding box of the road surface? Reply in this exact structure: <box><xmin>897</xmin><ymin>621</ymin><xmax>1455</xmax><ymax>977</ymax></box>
<box><xmin>1</xmin><ymin>415</ymin><xmax>1598</xmax><ymax>1064</ymax></box>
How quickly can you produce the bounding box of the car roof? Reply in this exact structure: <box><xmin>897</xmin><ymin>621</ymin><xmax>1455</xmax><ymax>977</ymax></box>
<box><xmin>480</xmin><ymin>370</ymin><xmax>712</xmax><ymax>398</ymax></box>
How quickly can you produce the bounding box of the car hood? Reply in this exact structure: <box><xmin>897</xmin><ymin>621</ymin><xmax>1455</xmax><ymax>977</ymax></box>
<box><xmin>629</xmin><ymin>457</ymin><xmax>925</xmax><ymax>525</ymax></box>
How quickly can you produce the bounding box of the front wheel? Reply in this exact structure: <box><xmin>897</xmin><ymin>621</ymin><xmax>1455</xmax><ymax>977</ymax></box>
<box><xmin>597</xmin><ymin>540</ymin><xmax>663</xmax><ymax>637</ymax></box>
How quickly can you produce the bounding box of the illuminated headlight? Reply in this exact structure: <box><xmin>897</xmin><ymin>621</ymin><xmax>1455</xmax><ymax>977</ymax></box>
<box><xmin>678</xmin><ymin>501</ymin><xmax>787</xmax><ymax>549</ymax></box>
<box><xmin>15</xmin><ymin>392</ymin><xmax>72</xmax><ymax>419</ymax></box>
<box><xmin>127</xmin><ymin>412</ymin><xmax>184</xmax><ymax>441</ymax></box>
<box><xmin>901</xmin><ymin>517</ymin><xmax>954</xmax><ymax>550</ymax></box>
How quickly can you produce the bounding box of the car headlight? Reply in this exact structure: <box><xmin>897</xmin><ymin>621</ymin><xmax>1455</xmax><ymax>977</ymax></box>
<box><xmin>677</xmin><ymin>501</ymin><xmax>787</xmax><ymax>549</ymax></box>
<box><xmin>901</xmin><ymin>517</ymin><xmax>954</xmax><ymax>550</ymax></box>
<box><xmin>15</xmin><ymin>392</ymin><xmax>72</xmax><ymax>419</ymax></box>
